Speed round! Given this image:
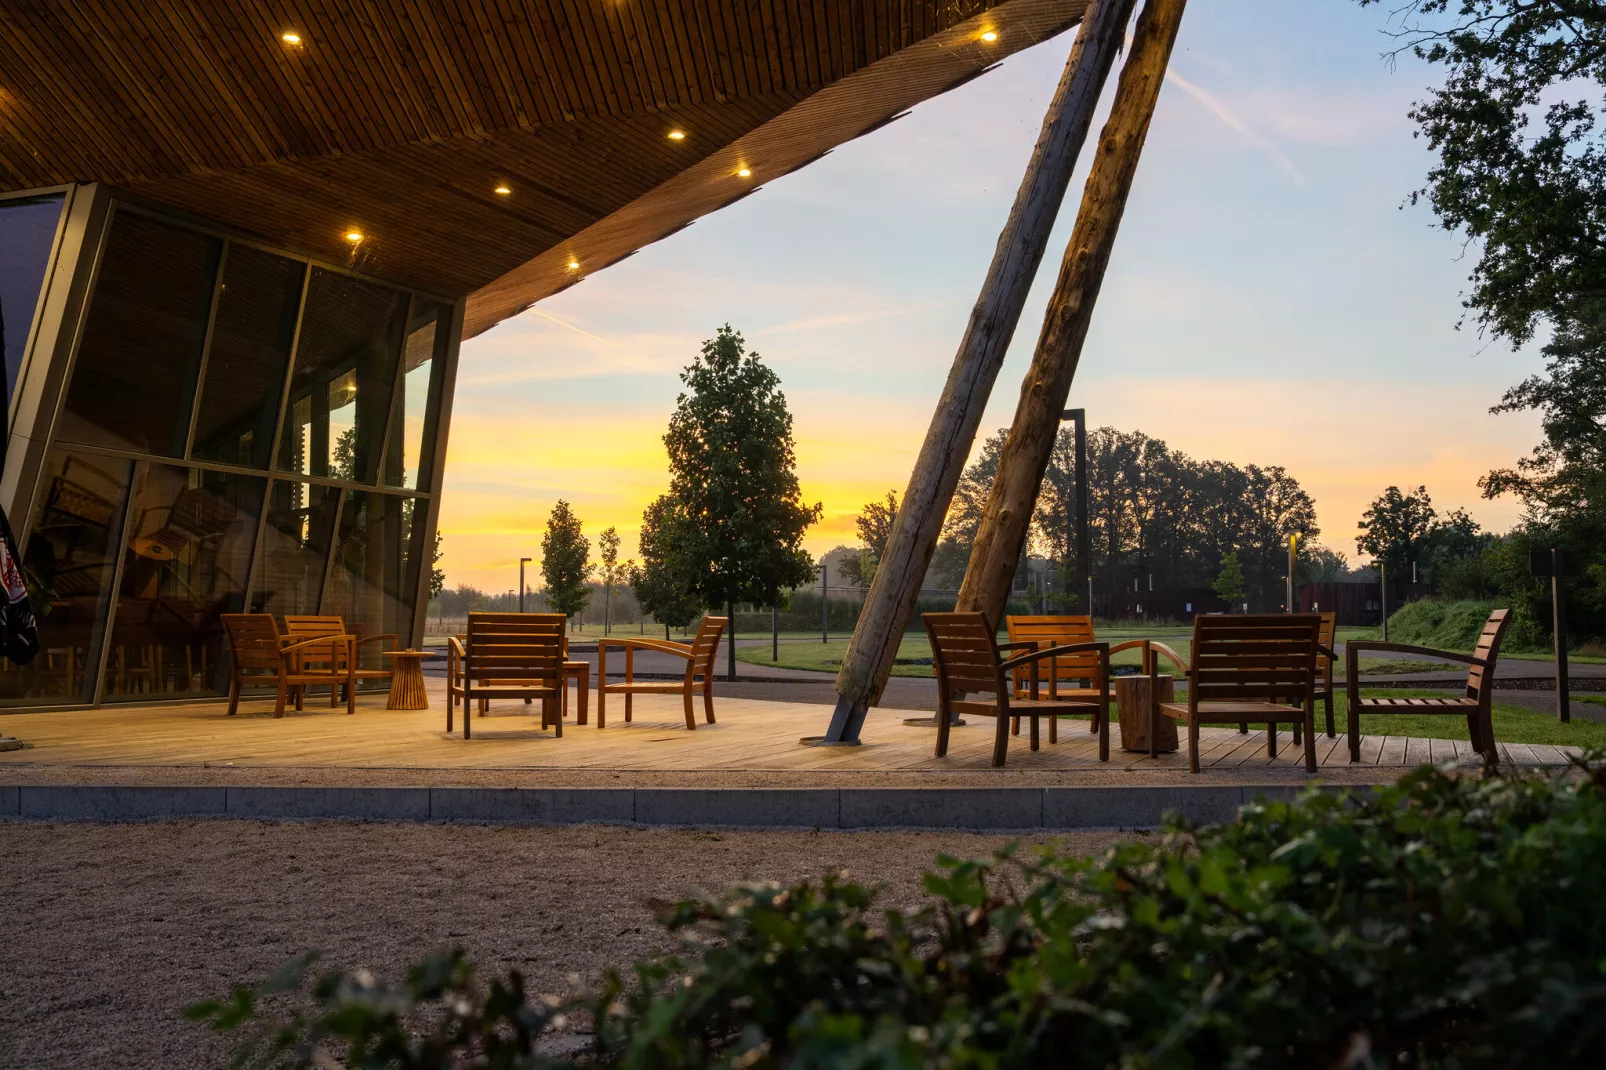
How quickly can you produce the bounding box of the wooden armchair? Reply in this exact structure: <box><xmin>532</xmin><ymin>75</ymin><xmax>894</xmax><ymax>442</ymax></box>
<box><xmin>220</xmin><ymin>613</ymin><xmax>355</xmax><ymax>717</ymax></box>
<box><xmin>1344</xmin><ymin>608</ymin><xmax>1510</xmax><ymax>767</ymax></box>
<box><xmin>283</xmin><ymin>615</ymin><xmax>397</xmax><ymax>705</ymax></box>
<box><xmin>1150</xmin><ymin>614</ymin><xmax>1321</xmax><ymax>773</ymax></box>
<box><xmin>597</xmin><ymin>616</ymin><xmax>727</xmax><ymax>730</ymax></box>
<box><xmin>1237</xmin><ymin>610</ymin><xmax>1338</xmax><ymax>741</ymax></box>
<box><xmin>925</xmin><ymin>612</ymin><xmax>1110</xmax><ymax>767</ymax></box>
<box><xmin>1005</xmin><ymin>615</ymin><xmax>1155</xmax><ymax>742</ymax></box>
<box><xmin>445</xmin><ymin>612</ymin><xmax>564</xmax><ymax>739</ymax></box>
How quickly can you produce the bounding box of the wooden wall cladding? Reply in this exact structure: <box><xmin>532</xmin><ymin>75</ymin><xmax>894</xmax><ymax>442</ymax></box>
<box><xmin>0</xmin><ymin>0</ymin><xmax>1086</xmax><ymax>332</ymax></box>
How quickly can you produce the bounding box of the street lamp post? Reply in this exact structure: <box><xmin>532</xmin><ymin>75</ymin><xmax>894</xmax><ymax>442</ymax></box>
<box><xmin>1060</xmin><ymin>408</ymin><xmax>1090</xmax><ymax>616</ymax></box>
<box><xmin>821</xmin><ymin>563</ymin><xmax>829</xmax><ymax>644</ymax></box>
<box><xmin>518</xmin><ymin>558</ymin><xmax>532</xmax><ymax>613</ymax></box>
<box><xmin>1286</xmin><ymin>533</ymin><xmax>1299</xmax><ymax>613</ymax></box>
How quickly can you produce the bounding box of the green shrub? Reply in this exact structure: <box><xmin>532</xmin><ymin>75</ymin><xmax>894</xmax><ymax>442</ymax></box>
<box><xmin>1385</xmin><ymin>597</ymin><xmax>1548</xmax><ymax>654</ymax></box>
<box><xmin>194</xmin><ymin>756</ymin><xmax>1606</xmax><ymax>1068</ymax></box>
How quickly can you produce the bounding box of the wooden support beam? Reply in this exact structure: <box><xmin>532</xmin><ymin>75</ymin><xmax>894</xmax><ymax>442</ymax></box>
<box><xmin>812</xmin><ymin>0</ymin><xmax>1137</xmax><ymax>746</ymax></box>
<box><xmin>956</xmin><ymin>0</ymin><xmax>1188</xmax><ymax>629</ymax></box>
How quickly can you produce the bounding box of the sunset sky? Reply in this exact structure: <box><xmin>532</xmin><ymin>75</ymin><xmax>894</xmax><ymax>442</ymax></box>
<box><xmin>438</xmin><ymin>0</ymin><xmax>1546</xmax><ymax>594</ymax></box>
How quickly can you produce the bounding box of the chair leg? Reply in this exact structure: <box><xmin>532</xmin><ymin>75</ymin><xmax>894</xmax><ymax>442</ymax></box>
<box><xmin>991</xmin><ymin>713</ymin><xmax>1009</xmax><ymax>768</ymax></box>
<box><xmin>1239</xmin><ymin>720</ymin><xmax>1248</xmax><ymax>735</ymax></box>
<box><xmin>1266</xmin><ymin>721</ymin><xmax>1277</xmax><ymax>760</ymax></box>
<box><xmin>1293</xmin><ymin>718</ymin><xmax>1302</xmax><ymax>745</ymax></box>
<box><xmin>274</xmin><ymin>677</ymin><xmax>287</xmax><ymax>719</ymax></box>
<box><xmin>578</xmin><ymin>671</ymin><xmax>590</xmax><ymax>725</ymax></box>
<box><xmin>446</xmin><ymin>688</ymin><xmax>454</xmax><ymax>734</ymax></box>
<box><xmin>1188</xmin><ymin>719</ymin><xmax>1200</xmax><ymax>773</ymax></box>
<box><xmin>551</xmin><ymin>696</ymin><xmax>563</xmax><ymax>738</ymax></box>
<box><xmin>1481</xmin><ymin>710</ymin><xmax>1497</xmax><ymax>767</ymax></box>
<box><xmin>294</xmin><ymin>684</ymin><xmax>304</xmax><ymax>712</ymax></box>
<box><xmin>703</xmin><ymin>680</ymin><xmax>716</xmax><ymax>724</ymax></box>
<box><xmin>935</xmin><ymin>691</ymin><xmax>952</xmax><ymax>758</ymax></box>
<box><xmin>1048</xmin><ymin>714</ymin><xmax>1057</xmax><ymax>745</ymax></box>
<box><xmin>463</xmin><ymin>686</ymin><xmax>472</xmax><ymax>739</ymax></box>
<box><xmin>1303</xmin><ymin>706</ymin><xmax>1318</xmax><ymax>773</ymax></box>
<box><xmin>683</xmin><ymin>687</ymin><xmax>696</xmax><ymax>731</ymax></box>
<box><xmin>625</xmin><ymin>692</ymin><xmax>633</xmax><ymax>723</ymax></box>
<box><xmin>1097</xmin><ymin>703</ymin><xmax>1109</xmax><ymax>763</ymax></box>
<box><xmin>1029</xmin><ymin>715</ymin><xmax>1039</xmax><ymax>751</ymax></box>
<box><xmin>227</xmin><ymin>678</ymin><xmax>240</xmax><ymax>716</ymax></box>
<box><xmin>345</xmin><ymin>672</ymin><xmax>355</xmax><ymax>715</ymax></box>
<box><xmin>1324</xmin><ymin>691</ymin><xmax>1335</xmax><ymax>738</ymax></box>
<box><xmin>1347</xmin><ymin>698</ymin><xmax>1361</xmax><ymax>763</ymax></box>
<box><xmin>1011</xmin><ymin>715</ymin><xmax>1020</xmax><ymax>737</ymax></box>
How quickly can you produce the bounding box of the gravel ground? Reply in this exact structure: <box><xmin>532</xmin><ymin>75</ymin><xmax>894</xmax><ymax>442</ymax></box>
<box><xmin>0</xmin><ymin>820</ymin><xmax>1131</xmax><ymax>1068</ymax></box>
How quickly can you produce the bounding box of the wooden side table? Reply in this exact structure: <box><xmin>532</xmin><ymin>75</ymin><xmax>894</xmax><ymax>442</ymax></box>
<box><xmin>382</xmin><ymin>650</ymin><xmax>436</xmax><ymax>710</ymax></box>
<box><xmin>565</xmin><ymin>661</ymin><xmax>590</xmax><ymax>724</ymax></box>
<box><xmin>1113</xmin><ymin>675</ymin><xmax>1179</xmax><ymax>753</ymax></box>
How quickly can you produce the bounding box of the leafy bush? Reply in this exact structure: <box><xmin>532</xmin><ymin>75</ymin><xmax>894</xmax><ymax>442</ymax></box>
<box><xmin>194</xmin><ymin>756</ymin><xmax>1606</xmax><ymax>1068</ymax></box>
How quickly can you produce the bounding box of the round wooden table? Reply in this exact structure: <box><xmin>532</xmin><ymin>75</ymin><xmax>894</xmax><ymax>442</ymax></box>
<box><xmin>382</xmin><ymin>650</ymin><xmax>437</xmax><ymax>710</ymax></box>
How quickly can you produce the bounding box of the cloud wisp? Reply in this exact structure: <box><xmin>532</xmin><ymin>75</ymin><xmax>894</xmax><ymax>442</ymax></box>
<box><xmin>1164</xmin><ymin>68</ymin><xmax>1311</xmax><ymax>189</ymax></box>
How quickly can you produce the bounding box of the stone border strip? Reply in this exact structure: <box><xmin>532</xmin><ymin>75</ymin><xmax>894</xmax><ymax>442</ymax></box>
<box><xmin>0</xmin><ymin>783</ymin><xmax>1332</xmax><ymax>829</ymax></box>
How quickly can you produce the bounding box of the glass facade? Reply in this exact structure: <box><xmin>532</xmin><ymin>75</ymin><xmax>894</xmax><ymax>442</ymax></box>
<box><xmin>0</xmin><ymin>192</ymin><xmax>66</xmax><ymax>404</ymax></box>
<box><xmin>1</xmin><ymin>202</ymin><xmax>452</xmax><ymax>706</ymax></box>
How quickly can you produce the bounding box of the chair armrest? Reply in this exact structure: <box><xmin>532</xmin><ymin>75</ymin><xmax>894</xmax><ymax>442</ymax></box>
<box><xmin>356</xmin><ymin>633</ymin><xmax>400</xmax><ymax>650</ymax></box>
<box><xmin>1343</xmin><ymin>641</ymin><xmax>1483</xmax><ymax>666</ymax></box>
<box><xmin>446</xmin><ymin>636</ymin><xmax>465</xmax><ymax>656</ymax></box>
<box><xmin>1001</xmin><ymin>642</ymin><xmax>1109</xmax><ymax>672</ymax></box>
<box><xmin>599</xmin><ymin>637</ymin><xmax>694</xmax><ymax>659</ymax></box>
<box><xmin>1106</xmin><ymin>639</ymin><xmax>1150</xmax><ymax>655</ymax></box>
<box><xmin>996</xmin><ymin>641</ymin><xmax>1038</xmax><ymax>654</ymax></box>
<box><xmin>1146</xmin><ymin>641</ymin><xmax>1188</xmax><ymax>676</ymax></box>
<box><xmin>281</xmin><ymin>634</ymin><xmax>355</xmax><ymax>655</ymax></box>
<box><xmin>1318</xmin><ymin>644</ymin><xmax>1338</xmax><ymax>661</ymax></box>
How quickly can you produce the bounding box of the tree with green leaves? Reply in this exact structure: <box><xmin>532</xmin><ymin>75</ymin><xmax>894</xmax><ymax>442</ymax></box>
<box><xmin>658</xmin><ymin>325</ymin><xmax>821</xmax><ymax>678</ymax></box>
<box><xmin>1213</xmin><ymin>551</ymin><xmax>1244</xmax><ymax>608</ymax></box>
<box><xmin>429</xmin><ymin>531</ymin><xmax>445</xmax><ymax>600</ymax></box>
<box><xmin>1357</xmin><ymin>486</ymin><xmax>1439</xmax><ymax>578</ymax></box>
<box><xmin>597</xmin><ymin>526</ymin><xmax>631</xmax><ymax>636</ymax></box>
<box><xmin>540</xmin><ymin>500</ymin><xmax>591</xmax><ymax>625</ymax></box>
<box><xmin>631</xmin><ymin>495</ymin><xmax>704</xmax><ymax>639</ymax></box>
<box><xmin>836</xmin><ymin>491</ymin><xmax>899</xmax><ymax>588</ymax></box>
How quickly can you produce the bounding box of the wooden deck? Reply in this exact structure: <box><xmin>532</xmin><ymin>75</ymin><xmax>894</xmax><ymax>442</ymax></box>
<box><xmin>0</xmin><ymin>678</ymin><xmax>1578</xmax><ymax>775</ymax></box>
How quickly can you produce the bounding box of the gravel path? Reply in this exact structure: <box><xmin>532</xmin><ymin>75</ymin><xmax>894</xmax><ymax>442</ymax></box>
<box><xmin>0</xmin><ymin>821</ymin><xmax>1130</xmax><ymax>1068</ymax></box>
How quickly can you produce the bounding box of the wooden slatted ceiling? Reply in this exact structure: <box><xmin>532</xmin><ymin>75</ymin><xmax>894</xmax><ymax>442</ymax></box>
<box><xmin>0</xmin><ymin>0</ymin><xmax>1086</xmax><ymax>325</ymax></box>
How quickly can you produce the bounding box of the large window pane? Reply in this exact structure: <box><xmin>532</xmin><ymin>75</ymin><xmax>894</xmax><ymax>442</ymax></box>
<box><xmin>0</xmin><ymin>450</ymin><xmax>131</xmax><ymax>705</ymax></box>
<box><xmin>276</xmin><ymin>269</ymin><xmax>406</xmax><ymax>485</ymax></box>
<box><xmin>382</xmin><ymin>301</ymin><xmax>448</xmax><ymax>492</ymax></box>
<box><xmin>190</xmin><ymin>246</ymin><xmax>305</xmax><ymax>469</ymax></box>
<box><xmin>101</xmin><ymin>464</ymin><xmax>265</xmax><ymax>701</ymax></box>
<box><xmin>326</xmin><ymin>491</ymin><xmax>424</xmax><ymax>669</ymax></box>
<box><xmin>0</xmin><ymin>192</ymin><xmax>65</xmax><ymax>403</ymax></box>
<box><xmin>57</xmin><ymin>211</ymin><xmax>221</xmax><ymax>456</ymax></box>
<box><xmin>250</xmin><ymin>480</ymin><xmax>339</xmax><ymax>618</ymax></box>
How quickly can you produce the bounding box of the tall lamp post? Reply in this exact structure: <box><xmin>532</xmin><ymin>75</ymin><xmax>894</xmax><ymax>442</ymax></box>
<box><xmin>820</xmin><ymin>563</ymin><xmax>829</xmax><ymax>644</ymax></box>
<box><xmin>1286</xmin><ymin>533</ymin><xmax>1299</xmax><ymax>613</ymax></box>
<box><xmin>518</xmin><ymin>557</ymin><xmax>532</xmax><ymax>613</ymax></box>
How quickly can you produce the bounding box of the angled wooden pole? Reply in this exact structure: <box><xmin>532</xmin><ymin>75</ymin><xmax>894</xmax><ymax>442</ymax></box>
<box><xmin>812</xmin><ymin>0</ymin><xmax>1138</xmax><ymax>745</ymax></box>
<box><xmin>956</xmin><ymin>0</ymin><xmax>1188</xmax><ymax>629</ymax></box>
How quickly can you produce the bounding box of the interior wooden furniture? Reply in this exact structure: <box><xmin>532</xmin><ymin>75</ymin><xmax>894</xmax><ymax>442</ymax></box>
<box><xmin>1344</xmin><ymin>608</ymin><xmax>1511</xmax><ymax>768</ymax></box>
<box><xmin>445</xmin><ymin>613</ymin><xmax>564</xmax><ymax>739</ymax></box>
<box><xmin>283</xmin><ymin>615</ymin><xmax>398</xmax><ymax>706</ymax></box>
<box><xmin>1149</xmin><ymin>614</ymin><xmax>1322</xmax><ymax>774</ymax></box>
<box><xmin>1003</xmin><ymin>615</ymin><xmax>1158</xmax><ymax>743</ymax></box>
<box><xmin>597</xmin><ymin>617</ymin><xmax>727</xmax><ymax>730</ymax></box>
<box><xmin>925</xmin><ymin>611</ymin><xmax>1110</xmax><ymax>767</ymax></box>
<box><xmin>219</xmin><ymin>613</ymin><xmax>355</xmax><ymax>717</ymax></box>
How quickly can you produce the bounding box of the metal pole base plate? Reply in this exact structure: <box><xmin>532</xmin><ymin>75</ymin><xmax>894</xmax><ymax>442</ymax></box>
<box><xmin>799</xmin><ymin>735</ymin><xmax>863</xmax><ymax>747</ymax></box>
<box><xmin>901</xmin><ymin>716</ymin><xmax>966</xmax><ymax>728</ymax></box>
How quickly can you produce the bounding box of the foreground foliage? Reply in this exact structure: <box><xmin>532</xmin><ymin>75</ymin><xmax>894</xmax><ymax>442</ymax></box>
<box><xmin>194</xmin><ymin>755</ymin><xmax>1606</xmax><ymax>1067</ymax></box>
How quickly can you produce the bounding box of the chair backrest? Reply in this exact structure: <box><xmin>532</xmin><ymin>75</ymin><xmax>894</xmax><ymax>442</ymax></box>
<box><xmin>1005</xmin><ymin>615</ymin><xmax>1097</xmax><ymax>693</ymax></box>
<box><xmin>1466</xmin><ymin>609</ymin><xmax>1512</xmax><ymax>703</ymax></box>
<box><xmin>283</xmin><ymin>615</ymin><xmax>345</xmax><ymax>639</ymax></box>
<box><xmin>465</xmin><ymin>612</ymin><xmax>564</xmax><ymax>687</ymax></box>
<box><xmin>1188</xmin><ymin>613</ymin><xmax>1320</xmax><ymax>706</ymax></box>
<box><xmin>1316</xmin><ymin>611</ymin><xmax>1337</xmax><ymax>684</ymax></box>
<box><xmin>924</xmin><ymin>612</ymin><xmax>1003</xmax><ymax>696</ymax></box>
<box><xmin>688</xmin><ymin>616</ymin><xmax>728</xmax><ymax>678</ymax></box>
<box><xmin>221</xmin><ymin>613</ymin><xmax>284</xmax><ymax>672</ymax></box>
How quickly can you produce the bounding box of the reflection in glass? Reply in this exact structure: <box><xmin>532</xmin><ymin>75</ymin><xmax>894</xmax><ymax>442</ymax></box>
<box><xmin>382</xmin><ymin>302</ymin><xmax>447</xmax><ymax>491</ymax></box>
<box><xmin>0</xmin><ymin>192</ymin><xmax>66</xmax><ymax>402</ymax></box>
<box><xmin>276</xmin><ymin>269</ymin><xmax>406</xmax><ymax>484</ymax></box>
<box><xmin>57</xmin><ymin>211</ymin><xmax>221</xmax><ymax>456</ymax></box>
<box><xmin>326</xmin><ymin>491</ymin><xmax>423</xmax><ymax>669</ymax></box>
<box><xmin>101</xmin><ymin>464</ymin><xmax>265</xmax><ymax>701</ymax></box>
<box><xmin>250</xmin><ymin>480</ymin><xmax>339</xmax><ymax>618</ymax></box>
<box><xmin>0</xmin><ymin>451</ymin><xmax>131</xmax><ymax>705</ymax></box>
<box><xmin>190</xmin><ymin>246</ymin><xmax>305</xmax><ymax>469</ymax></box>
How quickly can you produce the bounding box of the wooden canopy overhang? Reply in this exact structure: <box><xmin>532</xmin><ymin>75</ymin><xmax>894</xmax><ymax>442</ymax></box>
<box><xmin>0</xmin><ymin>0</ymin><xmax>1086</xmax><ymax>338</ymax></box>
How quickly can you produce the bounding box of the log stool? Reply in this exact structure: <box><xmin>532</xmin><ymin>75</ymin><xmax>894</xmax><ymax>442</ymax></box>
<box><xmin>1113</xmin><ymin>675</ymin><xmax>1179</xmax><ymax>753</ymax></box>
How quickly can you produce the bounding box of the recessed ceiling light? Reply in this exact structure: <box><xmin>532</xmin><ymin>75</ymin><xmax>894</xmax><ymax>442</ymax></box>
<box><xmin>737</xmin><ymin>167</ymin><xmax>752</xmax><ymax>178</ymax></box>
<box><xmin>344</xmin><ymin>230</ymin><xmax>363</xmax><ymax>243</ymax></box>
<box><xmin>980</xmin><ymin>30</ymin><xmax>998</xmax><ymax>42</ymax></box>
<box><xmin>667</xmin><ymin>129</ymin><xmax>686</xmax><ymax>141</ymax></box>
<box><xmin>494</xmin><ymin>183</ymin><xmax>512</xmax><ymax>195</ymax></box>
<box><xmin>281</xmin><ymin>31</ymin><xmax>302</xmax><ymax>45</ymax></box>
<box><xmin>567</xmin><ymin>260</ymin><xmax>580</xmax><ymax>271</ymax></box>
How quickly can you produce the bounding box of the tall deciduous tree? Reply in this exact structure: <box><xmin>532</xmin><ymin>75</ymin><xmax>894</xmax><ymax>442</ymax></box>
<box><xmin>597</xmin><ymin>526</ymin><xmax>631</xmax><ymax>636</ymax></box>
<box><xmin>631</xmin><ymin>496</ymin><xmax>702</xmax><ymax>639</ymax></box>
<box><xmin>837</xmin><ymin>491</ymin><xmax>899</xmax><ymax>588</ymax></box>
<box><xmin>658</xmin><ymin>326</ymin><xmax>821</xmax><ymax>677</ymax></box>
<box><xmin>1356</xmin><ymin>486</ymin><xmax>1438</xmax><ymax>577</ymax></box>
<box><xmin>540</xmin><ymin>500</ymin><xmax>591</xmax><ymax>625</ymax></box>
<box><xmin>1213</xmin><ymin>551</ymin><xmax>1245</xmax><ymax>607</ymax></box>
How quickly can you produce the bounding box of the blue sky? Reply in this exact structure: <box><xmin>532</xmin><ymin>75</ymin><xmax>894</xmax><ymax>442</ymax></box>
<box><xmin>444</xmin><ymin>0</ymin><xmax>1545</xmax><ymax>591</ymax></box>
